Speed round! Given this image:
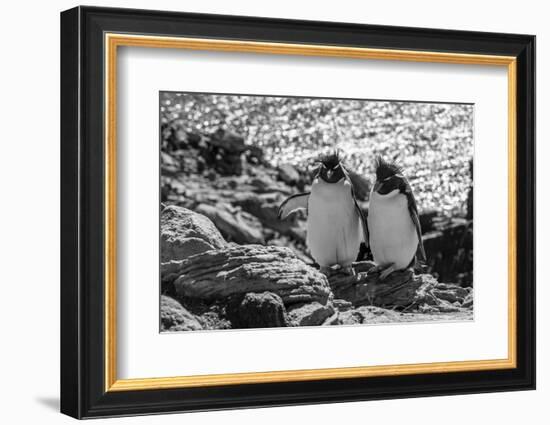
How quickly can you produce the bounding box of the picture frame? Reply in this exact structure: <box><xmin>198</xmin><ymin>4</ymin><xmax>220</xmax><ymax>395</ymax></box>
<box><xmin>60</xmin><ymin>5</ymin><xmax>535</xmax><ymax>419</ymax></box>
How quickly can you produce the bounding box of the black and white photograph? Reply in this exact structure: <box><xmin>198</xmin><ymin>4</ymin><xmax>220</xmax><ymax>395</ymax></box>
<box><xmin>51</xmin><ymin>3</ymin><xmax>538</xmax><ymax>421</ymax></box>
<box><xmin>159</xmin><ymin>92</ymin><xmax>474</xmax><ymax>332</ymax></box>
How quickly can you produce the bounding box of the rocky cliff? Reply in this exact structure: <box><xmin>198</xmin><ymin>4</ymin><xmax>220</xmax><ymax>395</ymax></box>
<box><xmin>161</xmin><ymin>206</ymin><xmax>473</xmax><ymax>332</ymax></box>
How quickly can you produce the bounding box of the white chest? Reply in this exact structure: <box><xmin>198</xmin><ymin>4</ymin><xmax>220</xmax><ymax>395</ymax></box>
<box><xmin>306</xmin><ymin>178</ymin><xmax>363</xmax><ymax>267</ymax></box>
<box><xmin>367</xmin><ymin>191</ymin><xmax>418</xmax><ymax>268</ymax></box>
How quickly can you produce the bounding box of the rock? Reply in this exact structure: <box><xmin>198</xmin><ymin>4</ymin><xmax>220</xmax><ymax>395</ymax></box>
<box><xmin>328</xmin><ymin>266</ymin><xmax>472</xmax><ymax>313</ymax></box>
<box><xmin>436</xmin><ymin>300</ymin><xmax>462</xmax><ymax>313</ymax></box>
<box><xmin>417</xmin><ymin>303</ymin><xmax>440</xmax><ymax>314</ymax></box>
<box><xmin>210</xmin><ymin>171</ymin><xmax>292</xmax><ymax>196</ymax></box>
<box><xmin>206</xmin><ymin>170</ymin><xmax>217</xmax><ymax>181</ymax></box>
<box><xmin>245</xmin><ymin>145</ymin><xmax>266</xmax><ymax>165</ymax></box>
<box><xmin>209</xmin><ymin>129</ymin><xmax>247</xmax><ymax>153</ymax></box>
<box><xmin>467</xmin><ymin>159</ymin><xmax>473</xmax><ymax>220</ymax></box>
<box><xmin>187</xmin><ymin>132</ymin><xmax>202</xmax><ymax>148</ymax></box>
<box><xmin>250</xmin><ymin>175</ymin><xmax>276</xmax><ymax>193</ymax></box>
<box><xmin>204</xmin><ymin>129</ymin><xmax>247</xmax><ymax>175</ymax></box>
<box><xmin>462</xmin><ymin>292</ymin><xmax>473</xmax><ymax>308</ymax></box>
<box><xmin>333</xmin><ymin>299</ymin><xmax>353</xmax><ymax>312</ymax></box>
<box><xmin>278</xmin><ymin>164</ymin><xmax>301</xmax><ymax>185</ymax></box>
<box><xmin>227</xmin><ymin>292</ymin><xmax>288</xmax><ymax>328</ymax></box>
<box><xmin>423</xmin><ymin>218</ymin><xmax>473</xmax><ymax>286</ymax></box>
<box><xmin>339</xmin><ymin>306</ymin><xmax>402</xmax><ymax>325</ymax></box>
<box><xmin>218</xmin><ymin>153</ymin><xmax>246</xmax><ymax>175</ymax></box>
<box><xmin>196</xmin><ymin>203</ymin><xmax>265</xmax><ymax>245</ymax></box>
<box><xmin>161</xmin><ymin>182</ymin><xmax>171</xmax><ymax>202</ymax></box>
<box><xmin>172</xmin><ymin>245</ymin><xmax>331</xmax><ymax>305</ymax></box>
<box><xmin>322</xmin><ymin>313</ymin><xmax>342</xmax><ymax>325</ymax></box>
<box><xmin>287</xmin><ymin>301</ymin><xmax>335</xmax><ymax>326</ymax></box>
<box><xmin>233</xmin><ymin>192</ymin><xmax>306</xmax><ymax>241</ymax></box>
<box><xmin>419</xmin><ymin>210</ymin><xmax>439</xmax><ymax>232</ymax></box>
<box><xmin>329</xmin><ymin>267</ymin><xmax>413</xmax><ymax>307</ymax></box>
<box><xmin>161</xmin><ymin>205</ymin><xmax>227</xmax><ymax>262</ymax></box>
<box><xmin>352</xmin><ymin>261</ymin><xmax>377</xmax><ymax>274</ymax></box>
<box><xmin>162</xmin><ymin>126</ymin><xmax>191</xmax><ymax>151</ymax></box>
<box><xmin>249</xmin><ymin>171</ymin><xmax>292</xmax><ymax>194</ymax></box>
<box><xmin>160</xmin><ymin>295</ymin><xmax>203</xmax><ymax>331</ymax></box>
<box><xmin>432</xmin><ymin>283</ymin><xmax>470</xmax><ymax>304</ymax></box>
<box><xmin>161</xmin><ymin>152</ymin><xmax>180</xmax><ymax>175</ymax></box>
<box><xmin>337</xmin><ymin>305</ymin><xmax>472</xmax><ymax>324</ymax></box>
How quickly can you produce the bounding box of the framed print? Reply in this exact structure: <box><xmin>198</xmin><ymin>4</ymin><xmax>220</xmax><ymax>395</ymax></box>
<box><xmin>60</xmin><ymin>6</ymin><xmax>535</xmax><ymax>419</ymax></box>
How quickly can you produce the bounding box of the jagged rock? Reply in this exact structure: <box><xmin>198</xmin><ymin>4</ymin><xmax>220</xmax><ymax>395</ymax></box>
<box><xmin>174</xmin><ymin>150</ymin><xmax>202</xmax><ymax>175</ymax></box>
<box><xmin>351</xmin><ymin>261</ymin><xmax>377</xmax><ymax>274</ymax></box>
<box><xmin>278</xmin><ymin>164</ymin><xmax>301</xmax><ymax>185</ymax></box>
<box><xmin>160</xmin><ymin>295</ymin><xmax>203</xmax><ymax>331</ymax></box>
<box><xmin>209</xmin><ymin>129</ymin><xmax>247</xmax><ymax>153</ymax></box>
<box><xmin>435</xmin><ymin>300</ymin><xmax>462</xmax><ymax>313</ymax></box>
<box><xmin>187</xmin><ymin>132</ymin><xmax>202</xmax><ymax>148</ymax></box>
<box><xmin>246</xmin><ymin>145</ymin><xmax>266</xmax><ymax>165</ymax></box>
<box><xmin>417</xmin><ymin>303</ymin><xmax>440</xmax><ymax>314</ymax></box>
<box><xmin>462</xmin><ymin>292</ymin><xmax>473</xmax><ymax>308</ymax></box>
<box><xmin>196</xmin><ymin>203</ymin><xmax>265</xmax><ymax>245</ymax></box>
<box><xmin>328</xmin><ymin>264</ymin><xmax>472</xmax><ymax>312</ymax></box>
<box><xmin>432</xmin><ymin>283</ymin><xmax>470</xmax><ymax>304</ymax></box>
<box><xmin>207</xmin><ymin>170</ymin><xmax>292</xmax><ymax>196</ymax></box>
<box><xmin>172</xmin><ymin>245</ymin><xmax>331</xmax><ymax>305</ymax></box>
<box><xmin>322</xmin><ymin>313</ymin><xmax>342</xmax><ymax>325</ymax></box>
<box><xmin>250</xmin><ymin>175</ymin><xmax>277</xmax><ymax>193</ymax></box>
<box><xmin>204</xmin><ymin>129</ymin><xmax>247</xmax><ymax>175</ymax></box>
<box><xmin>336</xmin><ymin>305</ymin><xmax>472</xmax><ymax>324</ymax></box>
<box><xmin>233</xmin><ymin>192</ymin><xmax>306</xmax><ymax>241</ymax></box>
<box><xmin>419</xmin><ymin>210</ymin><xmax>439</xmax><ymax>232</ymax></box>
<box><xmin>161</xmin><ymin>152</ymin><xmax>180</xmax><ymax>175</ymax></box>
<box><xmin>329</xmin><ymin>265</ymin><xmax>413</xmax><ymax>307</ymax></box>
<box><xmin>287</xmin><ymin>301</ymin><xmax>335</xmax><ymax>326</ymax></box>
<box><xmin>160</xmin><ymin>205</ymin><xmax>227</xmax><ymax>262</ymax></box>
<box><xmin>227</xmin><ymin>292</ymin><xmax>288</xmax><ymax>328</ymax></box>
<box><xmin>248</xmin><ymin>171</ymin><xmax>293</xmax><ymax>194</ymax></box>
<box><xmin>333</xmin><ymin>299</ymin><xmax>353</xmax><ymax>312</ymax></box>
<box><xmin>467</xmin><ymin>160</ymin><xmax>473</xmax><ymax>220</ymax></box>
<box><xmin>423</xmin><ymin>218</ymin><xmax>473</xmax><ymax>286</ymax></box>
<box><xmin>339</xmin><ymin>306</ymin><xmax>402</xmax><ymax>325</ymax></box>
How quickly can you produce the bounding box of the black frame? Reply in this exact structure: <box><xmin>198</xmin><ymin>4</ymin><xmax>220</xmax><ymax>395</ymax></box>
<box><xmin>61</xmin><ymin>6</ymin><xmax>536</xmax><ymax>419</ymax></box>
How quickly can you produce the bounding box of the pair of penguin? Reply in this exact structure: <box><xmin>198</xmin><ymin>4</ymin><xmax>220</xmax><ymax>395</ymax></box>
<box><xmin>278</xmin><ymin>153</ymin><xmax>426</xmax><ymax>279</ymax></box>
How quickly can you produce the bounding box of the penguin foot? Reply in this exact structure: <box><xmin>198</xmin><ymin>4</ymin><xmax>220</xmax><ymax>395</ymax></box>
<box><xmin>379</xmin><ymin>264</ymin><xmax>397</xmax><ymax>280</ymax></box>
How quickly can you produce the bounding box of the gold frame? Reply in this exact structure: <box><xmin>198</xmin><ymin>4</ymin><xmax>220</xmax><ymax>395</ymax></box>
<box><xmin>104</xmin><ymin>33</ymin><xmax>517</xmax><ymax>392</ymax></box>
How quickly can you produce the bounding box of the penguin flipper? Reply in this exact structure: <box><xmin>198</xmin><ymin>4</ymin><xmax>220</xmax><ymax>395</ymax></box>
<box><xmin>277</xmin><ymin>192</ymin><xmax>310</xmax><ymax>220</ymax></box>
<box><xmin>404</xmin><ymin>185</ymin><xmax>426</xmax><ymax>263</ymax></box>
<box><xmin>410</xmin><ymin>210</ymin><xmax>426</xmax><ymax>262</ymax></box>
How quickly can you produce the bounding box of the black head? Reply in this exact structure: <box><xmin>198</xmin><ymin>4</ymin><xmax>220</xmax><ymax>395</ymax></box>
<box><xmin>316</xmin><ymin>151</ymin><xmax>346</xmax><ymax>183</ymax></box>
<box><xmin>373</xmin><ymin>156</ymin><xmax>406</xmax><ymax>195</ymax></box>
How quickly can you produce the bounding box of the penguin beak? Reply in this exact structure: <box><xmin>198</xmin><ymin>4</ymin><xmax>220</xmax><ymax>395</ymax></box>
<box><xmin>373</xmin><ymin>181</ymin><xmax>382</xmax><ymax>193</ymax></box>
<box><xmin>327</xmin><ymin>169</ymin><xmax>333</xmax><ymax>179</ymax></box>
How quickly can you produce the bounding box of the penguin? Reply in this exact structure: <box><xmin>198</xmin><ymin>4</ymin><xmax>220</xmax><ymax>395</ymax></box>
<box><xmin>367</xmin><ymin>157</ymin><xmax>426</xmax><ymax>280</ymax></box>
<box><xmin>277</xmin><ymin>152</ymin><xmax>369</xmax><ymax>275</ymax></box>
